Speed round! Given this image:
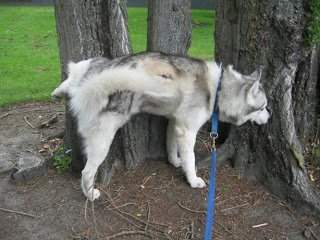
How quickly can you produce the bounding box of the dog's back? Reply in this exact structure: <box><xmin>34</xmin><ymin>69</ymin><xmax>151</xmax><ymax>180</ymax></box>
<box><xmin>52</xmin><ymin>52</ymin><xmax>221</xmax><ymax>120</ymax></box>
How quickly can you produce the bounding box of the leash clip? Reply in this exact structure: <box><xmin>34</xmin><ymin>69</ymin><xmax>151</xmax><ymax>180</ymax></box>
<box><xmin>210</xmin><ymin>132</ymin><xmax>219</xmax><ymax>152</ymax></box>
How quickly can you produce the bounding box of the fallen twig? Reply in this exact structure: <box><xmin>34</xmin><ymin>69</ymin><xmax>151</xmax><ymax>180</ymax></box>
<box><xmin>252</xmin><ymin>223</ymin><xmax>269</xmax><ymax>228</ymax></box>
<box><xmin>106</xmin><ymin>230</ymin><xmax>153</xmax><ymax>239</ymax></box>
<box><xmin>220</xmin><ymin>202</ymin><xmax>249</xmax><ymax>213</ymax></box>
<box><xmin>39</xmin><ymin>114</ymin><xmax>58</xmax><ymax>128</ymax></box>
<box><xmin>141</xmin><ymin>175</ymin><xmax>152</xmax><ymax>189</ymax></box>
<box><xmin>84</xmin><ymin>199</ymin><xmax>89</xmax><ymax>223</ymax></box>
<box><xmin>190</xmin><ymin>221</ymin><xmax>194</xmax><ymax>239</ymax></box>
<box><xmin>0</xmin><ymin>207</ymin><xmax>37</xmax><ymax>218</ymax></box>
<box><xmin>0</xmin><ymin>112</ymin><xmax>10</xmax><ymax>119</ymax></box>
<box><xmin>145</xmin><ymin>201</ymin><xmax>151</xmax><ymax>231</ymax></box>
<box><xmin>23</xmin><ymin>116</ymin><xmax>36</xmax><ymax>129</ymax></box>
<box><xmin>91</xmin><ymin>199</ymin><xmax>99</xmax><ymax>238</ymax></box>
<box><xmin>216</xmin><ymin>191</ymin><xmax>256</xmax><ymax>206</ymax></box>
<box><xmin>177</xmin><ymin>201</ymin><xmax>206</xmax><ymax>214</ymax></box>
<box><xmin>105</xmin><ymin>202</ymin><xmax>136</xmax><ymax>210</ymax></box>
<box><xmin>100</xmin><ymin>188</ymin><xmax>170</xmax><ymax>239</ymax></box>
<box><xmin>310</xmin><ymin>227</ymin><xmax>320</xmax><ymax>240</ymax></box>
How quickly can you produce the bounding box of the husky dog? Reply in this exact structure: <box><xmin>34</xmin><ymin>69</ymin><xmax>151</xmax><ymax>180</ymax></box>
<box><xmin>52</xmin><ymin>52</ymin><xmax>270</xmax><ymax>201</ymax></box>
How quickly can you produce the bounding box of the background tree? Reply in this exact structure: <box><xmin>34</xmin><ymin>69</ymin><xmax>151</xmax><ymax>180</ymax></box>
<box><xmin>54</xmin><ymin>0</ymin><xmax>191</xmax><ymax>183</ymax></box>
<box><xmin>214</xmin><ymin>0</ymin><xmax>320</xmax><ymax>214</ymax></box>
<box><xmin>54</xmin><ymin>0</ymin><xmax>132</xmax><ymax>182</ymax></box>
<box><xmin>140</xmin><ymin>0</ymin><xmax>192</xmax><ymax>163</ymax></box>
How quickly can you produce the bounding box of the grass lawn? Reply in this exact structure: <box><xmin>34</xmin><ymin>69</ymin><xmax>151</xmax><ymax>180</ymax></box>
<box><xmin>0</xmin><ymin>6</ymin><xmax>214</xmax><ymax>107</ymax></box>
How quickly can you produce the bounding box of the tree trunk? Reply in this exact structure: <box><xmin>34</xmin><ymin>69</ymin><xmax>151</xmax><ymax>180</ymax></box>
<box><xmin>147</xmin><ymin>0</ymin><xmax>192</xmax><ymax>55</ymax></box>
<box><xmin>143</xmin><ymin>0</ymin><xmax>192</xmax><ymax>161</ymax></box>
<box><xmin>54</xmin><ymin>0</ymin><xmax>134</xmax><ymax>181</ymax></box>
<box><xmin>215</xmin><ymin>0</ymin><xmax>320</xmax><ymax>215</ymax></box>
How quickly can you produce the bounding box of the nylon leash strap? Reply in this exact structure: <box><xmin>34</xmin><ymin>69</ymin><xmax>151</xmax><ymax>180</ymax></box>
<box><xmin>204</xmin><ymin>69</ymin><xmax>222</xmax><ymax>240</ymax></box>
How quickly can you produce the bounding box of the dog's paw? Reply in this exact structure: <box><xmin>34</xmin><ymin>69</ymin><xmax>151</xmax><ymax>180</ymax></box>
<box><xmin>86</xmin><ymin>188</ymin><xmax>101</xmax><ymax>201</ymax></box>
<box><xmin>189</xmin><ymin>177</ymin><xmax>206</xmax><ymax>188</ymax></box>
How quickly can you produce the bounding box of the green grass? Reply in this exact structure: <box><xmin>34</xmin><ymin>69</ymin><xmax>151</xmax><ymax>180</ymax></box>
<box><xmin>0</xmin><ymin>6</ymin><xmax>214</xmax><ymax>107</ymax></box>
<box><xmin>0</xmin><ymin>6</ymin><xmax>59</xmax><ymax>107</ymax></box>
<box><xmin>128</xmin><ymin>8</ymin><xmax>215</xmax><ymax>58</ymax></box>
<box><xmin>190</xmin><ymin>9</ymin><xmax>215</xmax><ymax>58</ymax></box>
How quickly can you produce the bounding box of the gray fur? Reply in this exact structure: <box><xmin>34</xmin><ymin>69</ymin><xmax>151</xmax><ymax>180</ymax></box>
<box><xmin>82</xmin><ymin>57</ymin><xmax>112</xmax><ymax>80</ymax></box>
<box><xmin>100</xmin><ymin>91</ymin><xmax>135</xmax><ymax>115</ymax></box>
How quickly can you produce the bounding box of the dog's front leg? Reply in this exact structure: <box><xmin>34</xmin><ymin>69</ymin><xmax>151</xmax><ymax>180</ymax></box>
<box><xmin>177</xmin><ymin>128</ymin><xmax>206</xmax><ymax>188</ymax></box>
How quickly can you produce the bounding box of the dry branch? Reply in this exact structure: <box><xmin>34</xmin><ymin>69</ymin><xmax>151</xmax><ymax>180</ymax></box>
<box><xmin>106</xmin><ymin>230</ymin><xmax>153</xmax><ymax>239</ymax></box>
<box><xmin>177</xmin><ymin>201</ymin><xmax>206</xmax><ymax>214</ymax></box>
<box><xmin>0</xmin><ymin>207</ymin><xmax>37</xmax><ymax>218</ymax></box>
<box><xmin>0</xmin><ymin>112</ymin><xmax>10</xmax><ymax>119</ymax></box>
<box><xmin>23</xmin><ymin>116</ymin><xmax>36</xmax><ymax>129</ymax></box>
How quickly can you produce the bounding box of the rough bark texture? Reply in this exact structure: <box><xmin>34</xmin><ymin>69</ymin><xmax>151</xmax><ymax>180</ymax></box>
<box><xmin>144</xmin><ymin>0</ymin><xmax>192</xmax><ymax>160</ymax></box>
<box><xmin>147</xmin><ymin>0</ymin><xmax>192</xmax><ymax>55</ymax></box>
<box><xmin>215</xmin><ymin>0</ymin><xmax>320</xmax><ymax>215</ymax></box>
<box><xmin>54</xmin><ymin>0</ymin><xmax>135</xmax><ymax>181</ymax></box>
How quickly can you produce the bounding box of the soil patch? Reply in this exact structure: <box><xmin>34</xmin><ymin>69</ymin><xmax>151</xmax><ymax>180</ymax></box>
<box><xmin>0</xmin><ymin>102</ymin><xmax>319</xmax><ymax>240</ymax></box>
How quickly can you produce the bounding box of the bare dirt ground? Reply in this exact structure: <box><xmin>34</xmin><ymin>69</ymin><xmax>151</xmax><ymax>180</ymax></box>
<box><xmin>0</xmin><ymin>102</ymin><xmax>319</xmax><ymax>240</ymax></box>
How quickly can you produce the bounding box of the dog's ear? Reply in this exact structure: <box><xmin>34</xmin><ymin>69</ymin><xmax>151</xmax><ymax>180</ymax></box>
<box><xmin>67</xmin><ymin>61</ymin><xmax>77</xmax><ymax>74</ymax></box>
<box><xmin>249</xmin><ymin>79</ymin><xmax>260</xmax><ymax>97</ymax></box>
<box><xmin>246</xmin><ymin>80</ymin><xmax>261</xmax><ymax>106</ymax></box>
<box><xmin>225</xmin><ymin>65</ymin><xmax>243</xmax><ymax>81</ymax></box>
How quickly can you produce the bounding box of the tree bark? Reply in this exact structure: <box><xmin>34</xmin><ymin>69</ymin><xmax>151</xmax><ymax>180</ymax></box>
<box><xmin>215</xmin><ymin>0</ymin><xmax>320</xmax><ymax>215</ymax></box>
<box><xmin>147</xmin><ymin>0</ymin><xmax>192</xmax><ymax>55</ymax></box>
<box><xmin>54</xmin><ymin>0</ymin><xmax>134</xmax><ymax>181</ymax></box>
<box><xmin>144</xmin><ymin>0</ymin><xmax>192</xmax><ymax>160</ymax></box>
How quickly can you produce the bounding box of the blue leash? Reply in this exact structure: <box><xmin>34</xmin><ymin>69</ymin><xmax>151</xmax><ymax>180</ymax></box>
<box><xmin>204</xmin><ymin>70</ymin><xmax>222</xmax><ymax>240</ymax></box>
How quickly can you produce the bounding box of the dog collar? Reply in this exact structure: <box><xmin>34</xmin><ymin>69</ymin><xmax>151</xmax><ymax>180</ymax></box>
<box><xmin>210</xmin><ymin>66</ymin><xmax>223</xmax><ymax>143</ymax></box>
<box><xmin>214</xmin><ymin>67</ymin><xmax>223</xmax><ymax>113</ymax></box>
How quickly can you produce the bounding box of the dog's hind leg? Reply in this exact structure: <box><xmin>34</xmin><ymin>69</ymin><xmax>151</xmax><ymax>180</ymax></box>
<box><xmin>174</xmin><ymin>108</ymin><xmax>210</xmax><ymax>188</ymax></box>
<box><xmin>166</xmin><ymin>119</ymin><xmax>181</xmax><ymax>168</ymax></box>
<box><xmin>80</xmin><ymin>113</ymin><xmax>127</xmax><ymax>201</ymax></box>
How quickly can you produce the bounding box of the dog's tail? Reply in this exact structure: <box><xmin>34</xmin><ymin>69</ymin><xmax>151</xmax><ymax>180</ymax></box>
<box><xmin>51</xmin><ymin>59</ymin><xmax>92</xmax><ymax>98</ymax></box>
<box><xmin>51</xmin><ymin>78</ymin><xmax>71</xmax><ymax>98</ymax></box>
<box><xmin>69</xmin><ymin>66</ymin><xmax>180</xmax><ymax>118</ymax></box>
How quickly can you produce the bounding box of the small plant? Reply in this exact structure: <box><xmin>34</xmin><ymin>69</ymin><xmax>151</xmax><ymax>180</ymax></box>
<box><xmin>52</xmin><ymin>147</ymin><xmax>71</xmax><ymax>173</ymax></box>
<box><xmin>313</xmin><ymin>146</ymin><xmax>320</xmax><ymax>167</ymax></box>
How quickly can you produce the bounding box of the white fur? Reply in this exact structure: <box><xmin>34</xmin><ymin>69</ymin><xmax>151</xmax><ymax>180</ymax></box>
<box><xmin>51</xmin><ymin>60</ymin><xmax>92</xmax><ymax>97</ymax></box>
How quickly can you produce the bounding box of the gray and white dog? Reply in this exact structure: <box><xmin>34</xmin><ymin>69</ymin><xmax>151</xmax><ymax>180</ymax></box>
<box><xmin>52</xmin><ymin>52</ymin><xmax>270</xmax><ymax>201</ymax></box>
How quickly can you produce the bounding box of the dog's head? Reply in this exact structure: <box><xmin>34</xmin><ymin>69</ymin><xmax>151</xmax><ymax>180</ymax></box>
<box><xmin>218</xmin><ymin>65</ymin><xmax>270</xmax><ymax>126</ymax></box>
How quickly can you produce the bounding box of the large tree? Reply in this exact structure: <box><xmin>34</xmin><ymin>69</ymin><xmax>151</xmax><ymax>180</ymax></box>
<box><xmin>54</xmin><ymin>0</ymin><xmax>132</xmax><ymax>182</ymax></box>
<box><xmin>214</xmin><ymin>0</ymin><xmax>320</xmax><ymax>214</ymax></box>
<box><xmin>54</xmin><ymin>0</ymin><xmax>191</xmax><ymax>183</ymax></box>
<box><xmin>141</xmin><ymin>0</ymin><xmax>192</xmax><ymax>163</ymax></box>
